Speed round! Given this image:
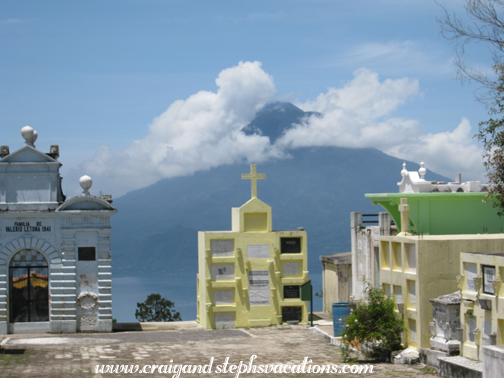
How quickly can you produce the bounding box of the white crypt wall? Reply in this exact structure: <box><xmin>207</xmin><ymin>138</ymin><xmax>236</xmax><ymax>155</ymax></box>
<box><xmin>0</xmin><ymin>127</ymin><xmax>116</xmax><ymax>334</ymax></box>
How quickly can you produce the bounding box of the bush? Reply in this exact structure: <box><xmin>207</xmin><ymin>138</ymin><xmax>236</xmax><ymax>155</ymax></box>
<box><xmin>135</xmin><ymin>293</ymin><xmax>182</xmax><ymax>322</ymax></box>
<box><xmin>341</xmin><ymin>286</ymin><xmax>403</xmax><ymax>361</ymax></box>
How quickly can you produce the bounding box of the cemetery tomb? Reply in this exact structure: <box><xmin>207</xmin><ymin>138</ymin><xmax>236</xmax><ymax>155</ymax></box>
<box><xmin>197</xmin><ymin>164</ymin><xmax>309</xmax><ymax>328</ymax></box>
<box><xmin>0</xmin><ymin>127</ymin><xmax>116</xmax><ymax>334</ymax></box>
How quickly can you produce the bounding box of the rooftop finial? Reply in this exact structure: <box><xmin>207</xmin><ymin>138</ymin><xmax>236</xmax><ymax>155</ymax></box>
<box><xmin>79</xmin><ymin>175</ymin><xmax>93</xmax><ymax>196</ymax></box>
<box><xmin>401</xmin><ymin>162</ymin><xmax>407</xmax><ymax>177</ymax></box>
<box><xmin>419</xmin><ymin>161</ymin><xmax>426</xmax><ymax>179</ymax></box>
<box><xmin>21</xmin><ymin>126</ymin><xmax>38</xmax><ymax>148</ymax></box>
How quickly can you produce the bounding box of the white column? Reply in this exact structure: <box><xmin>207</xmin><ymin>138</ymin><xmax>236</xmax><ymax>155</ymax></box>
<box><xmin>350</xmin><ymin>212</ymin><xmax>362</xmax><ymax>300</ymax></box>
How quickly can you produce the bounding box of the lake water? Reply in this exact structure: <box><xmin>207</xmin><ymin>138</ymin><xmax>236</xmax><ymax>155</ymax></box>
<box><xmin>112</xmin><ymin>273</ymin><xmax>322</xmax><ymax>322</ymax></box>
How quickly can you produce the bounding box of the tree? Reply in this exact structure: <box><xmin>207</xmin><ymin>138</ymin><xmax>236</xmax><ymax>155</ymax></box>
<box><xmin>439</xmin><ymin>1</ymin><xmax>504</xmax><ymax>213</ymax></box>
<box><xmin>135</xmin><ymin>293</ymin><xmax>182</xmax><ymax>322</ymax></box>
<box><xmin>477</xmin><ymin>64</ymin><xmax>504</xmax><ymax>215</ymax></box>
<box><xmin>438</xmin><ymin>0</ymin><xmax>504</xmax><ymax>99</ymax></box>
<box><xmin>341</xmin><ymin>286</ymin><xmax>403</xmax><ymax>361</ymax></box>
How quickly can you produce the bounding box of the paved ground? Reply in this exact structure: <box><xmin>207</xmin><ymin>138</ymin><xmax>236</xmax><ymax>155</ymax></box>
<box><xmin>0</xmin><ymin>325</ymin><xmax>437</xmax><ymax>378</ymax></box>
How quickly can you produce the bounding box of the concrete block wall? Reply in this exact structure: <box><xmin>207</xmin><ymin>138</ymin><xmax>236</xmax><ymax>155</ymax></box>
<box><xmin>482</xmin><ymin>345</ymin><xmax>504</xmax><ymax>378</ymax></box>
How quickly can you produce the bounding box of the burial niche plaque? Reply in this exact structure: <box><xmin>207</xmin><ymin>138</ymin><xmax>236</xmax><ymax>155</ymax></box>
<box><xmin>482</xmin><ymin>265</ymin><xmax>496</xmax><ymax>295</ymax></box>
<box><xmin>283</xmin><ymin>285</ymin><xmax>300</xmax><ymax>299</ymax></box>
<box><xmin>211</xmin><ymin>264</ymin><xmax>234</xmax><ymax>280</ymax></box>
<box><xmin>248</xmin><ymin>270</ymin><xmax>270</xmax><ymax>305</ymax></box>
<box><xmin>247</xmin><ymin>244</ymin><xmax>269</xmax><ymax>258</ymax></box>
<box><xmin>211</xmin><ymin>240</ymin><xmax>234</xmax><ymax>257</ymax></box>
<box><xmin>282</xmin><ymin>261</ymin><xmax>300</xmax><ymax>276</ymax></box>
<box><xmin>78</xmin><ymin>247</ymin><xmax>96</xmax><ymax>261</ymax></box>
<box><xmin>213</xmin><ymin>289</ymin><xmax>234</xmax><ymax>305</ymax></box>
<box><xmin>214</xmin><ymin>312</ymin><xmax>235</xmax><ymax>329</ymax></box>
<box><xmin>281</xmin><ymin>238</ymin><xmax>301</xmax><ymax>254</ymax></box>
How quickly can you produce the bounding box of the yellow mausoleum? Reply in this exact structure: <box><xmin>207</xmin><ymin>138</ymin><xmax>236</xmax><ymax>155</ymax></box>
<box><xmin>379</xmin><ymin>233</ymin><xmax>504</xmax><ymax>349</ymax></box>
<box><xmin>459</xmin><ymin>251</ymin><xmax>504</xmax><ymax>361</ymax></box>
<box><xmin>197</xmin><ymin>164</ymin><xmax>309</xmax><ymax>329</ymax></box>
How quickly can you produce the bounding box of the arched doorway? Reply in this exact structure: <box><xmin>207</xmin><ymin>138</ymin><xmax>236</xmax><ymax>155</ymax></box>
<box><xmin>9</xmin><ymin>250</ymin><xmax>49</xmax><ymax>323</ymax></box>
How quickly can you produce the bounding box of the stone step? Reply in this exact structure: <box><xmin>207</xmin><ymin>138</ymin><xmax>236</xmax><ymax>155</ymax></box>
<box><xmin>438</xmin><ymin>355</ymin><xmax>482</xmax><ymax>378</ymax></box>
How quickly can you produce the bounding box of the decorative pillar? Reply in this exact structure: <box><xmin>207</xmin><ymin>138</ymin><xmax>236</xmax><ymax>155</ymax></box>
<box><xmin>398</xmin><ymin>198</ymin><xmax>412</xmax><ymax>236</ymax></box>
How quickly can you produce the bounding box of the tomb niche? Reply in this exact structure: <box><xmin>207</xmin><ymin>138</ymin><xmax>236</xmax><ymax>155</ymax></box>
<box><xmin>429</xmin><ymin>291</ymin><xmax>462</xmax><ymax>355</ymax></box>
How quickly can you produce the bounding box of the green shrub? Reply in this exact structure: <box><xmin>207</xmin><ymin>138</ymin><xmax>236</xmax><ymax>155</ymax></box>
<box><xmin>341</xmin><ymin>286</ymin><xmax>403</xmax><ymax>361</ymax></box>
<box><xmin>135</xmin><ymin>293</ymin><xmax>182</xmax><ymax>322</ymax></box>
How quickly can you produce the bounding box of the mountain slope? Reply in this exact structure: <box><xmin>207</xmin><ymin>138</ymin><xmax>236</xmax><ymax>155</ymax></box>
<box><xmin>241</xmin><ymin>102</ymin><xmax>320</xmax><ymax>143</ymax></box>
<box><xmin>111</xmin><ymin>101</ymin><xmax>451</xmax><ymax>280</ymax></box>
<box><xmin>111</xmin><ymin>146</ymin><xmax>449</xmax><ymax>277</ymax></box>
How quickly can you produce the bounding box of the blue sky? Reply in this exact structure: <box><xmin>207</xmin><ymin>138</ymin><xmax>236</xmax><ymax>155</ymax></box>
<box><xmin>1</xmin><ymin>0</ymin><xmax>494</xmax><ymax>197</ymax></box>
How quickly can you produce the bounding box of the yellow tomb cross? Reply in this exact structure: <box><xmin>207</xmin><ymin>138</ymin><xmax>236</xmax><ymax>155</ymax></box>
<box><xmin>242</xmin><ymin>164</ymin><xmax>266</xmax><ymax>199</ymax></box>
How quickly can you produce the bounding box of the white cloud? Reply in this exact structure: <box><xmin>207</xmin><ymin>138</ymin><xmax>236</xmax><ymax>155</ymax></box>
<box><xmin>385</xmin><ymin>118</ymin><xmax>485</xmax><ymax>182</ymax></box>
<box><xmin>81</xmin><ymin>64</ymin><xmax>486</xmax><ymax>197</ymax></box>
<box><xmin>82</xmin><ymin>61</ymin><xmax>281</xmax><ymax>196</ymax></box>
<box><xmin>331</xmin><ymin>40</ymin><xmax>453</xmax><ymax>76</ymax></box>
<box><xmin>279</xmin><ymin>69</ymin><xmax>421</xmax><ymax>149</ymax></box>
<box><xmin>1</xmin><ymin>19</ymin><xmax>22</xmax><ymax>25</ymax></box>
<box><xmin>277</xmin><ymin>68</ymin><xmax>485</xmax><ymax>181</ymax></box>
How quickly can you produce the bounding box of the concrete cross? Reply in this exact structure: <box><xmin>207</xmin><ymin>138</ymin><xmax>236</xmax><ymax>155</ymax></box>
<box><xmin>242</xmin><ymin>164</ymin><xmax>266</xmax><ymax>199</ymax></box>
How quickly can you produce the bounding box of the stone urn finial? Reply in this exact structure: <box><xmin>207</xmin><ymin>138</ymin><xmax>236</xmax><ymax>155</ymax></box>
<box><xmin>419</xmin><ymin>161</ymin><xmax>426</xmax><ymax>179</ymax></box>
<box><xmin>79</xmin><ymin>175</ymin><xmax>93</xmax><ymax>196</ymax></box>
<box><xmin>401</xmin><ymin>162</ymin><xmax>408</xmax><ymax>177</ymax></box>
<box><xmin>21</xmin><ymin>126</ymin><xmax>38</xmax><ymax>148</ymax></box>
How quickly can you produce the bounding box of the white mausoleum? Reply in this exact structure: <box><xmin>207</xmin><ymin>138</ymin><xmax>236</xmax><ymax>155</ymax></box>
<box><xmin>0</xmin><ymin>126</ymin><xmax>116</xmax><ymax>334</ymax></box>
<box><xmin>398</xmin><ymin>161</ymin><xmax>484</xmax><ymax>193</ymax></box>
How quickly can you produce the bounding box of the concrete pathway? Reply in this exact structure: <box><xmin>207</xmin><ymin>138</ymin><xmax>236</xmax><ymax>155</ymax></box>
<box><xmin>0</xmin><ymin>325</ymin><xmax>437</xmax><ymax>378</ymax></box>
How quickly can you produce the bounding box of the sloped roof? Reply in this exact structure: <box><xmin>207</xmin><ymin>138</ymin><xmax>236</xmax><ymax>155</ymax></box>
<box><xmin>0</xmin><ymin>145</ymin><xmax>59</xmax><ymax>164</ymax></box>
<box><xmin>239</xmin><ymin>196</ymin><xmax>271</xmax><ymax>211</ymax></box>
<box><xmin>56</xmin><ymin>195</ymin><xmax>116</xmax><ymax>212</ymax></box>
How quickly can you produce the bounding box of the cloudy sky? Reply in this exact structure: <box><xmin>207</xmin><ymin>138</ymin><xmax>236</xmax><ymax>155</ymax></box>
<box><xmin>1</xmin><ymin>0</ymin><xmax>494</xmax><ymax>197</ymax></box>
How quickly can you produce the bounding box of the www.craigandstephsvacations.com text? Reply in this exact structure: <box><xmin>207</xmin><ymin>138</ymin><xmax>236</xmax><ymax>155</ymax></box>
<box><xmin>94</xmin><ymin>355</ymin><xmax>374</xmax><ymax>376</ymax></box>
